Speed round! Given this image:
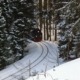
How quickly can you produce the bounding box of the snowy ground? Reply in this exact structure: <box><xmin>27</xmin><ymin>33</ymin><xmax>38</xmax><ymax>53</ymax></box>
<box><xmin>0</xmin><ymin>41</ymin><xmax>61</xmax><ymax>80</ymax></box>
<box><xmin>27</xmin><ymin>58</ymin><xmax>80</xmax><ymax>80</ymax></box>
<box><xmin>1</xmin><ymin>41</ymin><xmax>79</xmax><ymax>80</ymax></box>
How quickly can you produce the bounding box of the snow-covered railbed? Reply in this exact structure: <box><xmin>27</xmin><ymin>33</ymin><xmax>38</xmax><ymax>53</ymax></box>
<box><xmin>0</xmin><ymin>41</ymin><xmax>59</xmax><ymax>80</ymax></box>
<box><xmin>27</xmin><ymin>58</ymin><xmax>80</xmax><ymax>80</ymax></box>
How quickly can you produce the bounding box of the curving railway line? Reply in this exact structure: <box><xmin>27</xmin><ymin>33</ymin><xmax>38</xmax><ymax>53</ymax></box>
<box><xmin>1</xmin><ymin>42</ymin><xmax>49</xmax><ymax>80</ymax></box>
<box><xmin>41</xmin><ymin>41</ymin><xmax>59</xmax><ymax>64</ymax></box>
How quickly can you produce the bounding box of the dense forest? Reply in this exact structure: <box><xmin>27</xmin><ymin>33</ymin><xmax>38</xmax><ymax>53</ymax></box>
<box><xmin>0</xmin><ymin>0</ymin><xmax>36</xmax><ymax>69</ymax></box>
<box><xmin>55</xmin><ymin>0</ymin><xmax>80</xmax><ymax>60</ymax></box>
<box><xmin>0</xmin><ymin>0</ymin><xmax>80</xmax><ymax>69</ymax></box>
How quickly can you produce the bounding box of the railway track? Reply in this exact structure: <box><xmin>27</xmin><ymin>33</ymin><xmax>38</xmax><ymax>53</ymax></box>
<box><xmin>42</xmin><ymin>41</ymin><xmax>59</xmax><ymax>64</ymax></box>
<box><xmin>1</xmin><ymin>43</ymin><xmax>43</xmax><ymax>80</ymax></box>
<box><xmin>22</xmin><ymin>42</ymin><xmax>49</xmax><ymax>80</ymax></box>
<box><xmin>1</xmin><ymin>42</ymin><xmax>49</xmax><ymax>80</ymax></box>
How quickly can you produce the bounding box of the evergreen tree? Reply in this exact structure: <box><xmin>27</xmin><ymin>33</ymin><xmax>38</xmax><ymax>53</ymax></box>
<box><xmin>55</xmin><ymin>1</ymin><xmax>80</xmax><ymax>60</ymax></box>
<box><xmin>0</xmin><ymin>15</ymin><xmax>7</xmax><ymax>69</ymax></box>
<box><xmin>71</xmin><ymin>18</ymin><xmax>80</xmax><ymax>58</ymax></box>
<box><xmin>0</xmin><ymin>0</ymin><xmax>36</xmax><ymax>68</ymax></box>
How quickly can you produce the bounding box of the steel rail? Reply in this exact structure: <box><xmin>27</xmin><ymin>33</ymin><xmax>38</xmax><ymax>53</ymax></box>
<box><xmin>1</xmin><ymin>43</ymin><xmax>43</xmax><ymax>80</ymax></box>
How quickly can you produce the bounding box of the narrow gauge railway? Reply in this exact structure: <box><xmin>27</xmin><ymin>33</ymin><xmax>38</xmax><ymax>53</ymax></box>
<box><xmin>1</xmin><ymin>42</ymin><xmax>49</xmax><ymax>80</ymax></box>
<box><xmin>42</xmin><ymin>42</ymin><xmax>59</xmax><ymax>64</ymax></box>
<box><xmin>22</xmin><ymin>42</ymin><xmax>49</xmax><ymax>80</ymax></box>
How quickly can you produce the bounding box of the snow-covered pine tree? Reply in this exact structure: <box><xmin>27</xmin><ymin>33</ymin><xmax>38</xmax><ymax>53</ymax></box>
<box><xmin>70</xmin><ymin>2</ymin><xmax>79</xmax><ymax>59</ymax></box>
<box><xmin>71</xmin><ymin>18</ymin><xmax>80</xmax><ymax>58</ymax></box>
<box><xmin>55</xmin><ymin>0</ymin><xmax>80</xmax><ymax>60</ymax></box>
<box><xmin>72</xmin><ymin>32</ymin><xmax>80</xmax><ymax>58</ymax></box>
<box><xmin>0</xmin><ymin>15</ymin><xmax>7</xmax><ymax>69</ymax></box>
<box><xmin>0</xmin><ymin>0</ymin><xmax>36</xmax><ymax>68</ymax></box>
<box><xmin>9</xmin><ymin>0</ymin><xmax>36</xmax><ymax>59</ymax></box>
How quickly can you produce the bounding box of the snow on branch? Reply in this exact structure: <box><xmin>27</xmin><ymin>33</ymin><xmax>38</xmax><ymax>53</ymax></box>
<box><xmin>55</xmin><ymin>2</ymin><xmax>69</xmax><ymax>5</ymax></box>
<box><xmin>77</xmin><ymin>4</ymin><xmax>80</xmax><ymax>8</ymax></box>
<box><xmin>55</xmin><ymin>1</ymin><xmax>77</xmax><ymax>12</ymax></box>
<box><xmin>72</xmin><ymin>18</ymin><xmax>80</xmax><ymax>27</ymax></box>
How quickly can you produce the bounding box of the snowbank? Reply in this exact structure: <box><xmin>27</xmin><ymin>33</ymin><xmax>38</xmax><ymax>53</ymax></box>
<box><xmin>27</xmin><ymin>58</ymin><xmax>80</xmax><ymax>80</ymax></box>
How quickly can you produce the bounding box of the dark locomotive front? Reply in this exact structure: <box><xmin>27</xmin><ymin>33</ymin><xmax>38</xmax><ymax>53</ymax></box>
<box><xmin>27</xmin><ymin>28</ymin><xmax>42</xmax><ymax>42</ymax></box>
<box><xmin>30</xmin><ymin>28</ymin><xmax>42</xmax><ymax>42</ymax></box>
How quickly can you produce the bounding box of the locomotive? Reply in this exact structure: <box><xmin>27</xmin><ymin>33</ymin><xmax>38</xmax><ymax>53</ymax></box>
<box><xmin>28</xmin><ymin>28</ymin><xmax>42</xmax><ymax>42</ymax></box>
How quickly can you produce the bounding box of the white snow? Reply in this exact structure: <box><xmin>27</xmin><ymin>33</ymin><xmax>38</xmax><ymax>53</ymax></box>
<box><xmin>0</xmin><ymin>40</ymin><xmax>80</xmax><ymax>80</ymax></box>
<box><xmin>27</xmin><ymin>58</ymin><xmax>80</xmax><ymax>80</ymax></box>
<box><xmin>1</xmin><ymin>41</ymin><xmax>79</xmax><ymax>80</ymax></box>
<box><xmin>0</xmin><ymin>41</ymin><xmax>60</xmax><ymax>80</ymax></box>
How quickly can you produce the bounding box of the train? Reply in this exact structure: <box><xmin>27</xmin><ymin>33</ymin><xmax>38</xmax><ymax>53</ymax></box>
<box><xmin>27</xmin><ymin>28</ymin><xmax>42</xmax><ymax>42</ymax></box>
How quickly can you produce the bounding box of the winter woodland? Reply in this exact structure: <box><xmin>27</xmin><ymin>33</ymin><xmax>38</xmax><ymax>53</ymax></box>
<box><xmin>0</xmin><ymin>0</ymin><xmax>80</xmax><ymax>80</ymax></box>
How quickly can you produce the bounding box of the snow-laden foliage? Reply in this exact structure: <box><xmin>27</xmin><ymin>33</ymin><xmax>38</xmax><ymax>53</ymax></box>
<box><xmin>0</xmin><ymin>0</ymin><xmax>36</xmax><ymax>69</ymax></box>
<box><xmin>0</xmin><ymin>16</ymin><xmax>7</xmax><ymax>69</ymax></box>
<box><xmin>72</xmin><ymin>19</ymin><xmax>80</xmax><ymax>58</ymax></box>
<box><xmin>55</xmin><ymin>0</ymin><xmax>80</xmax><ymax>60</ymax></box>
